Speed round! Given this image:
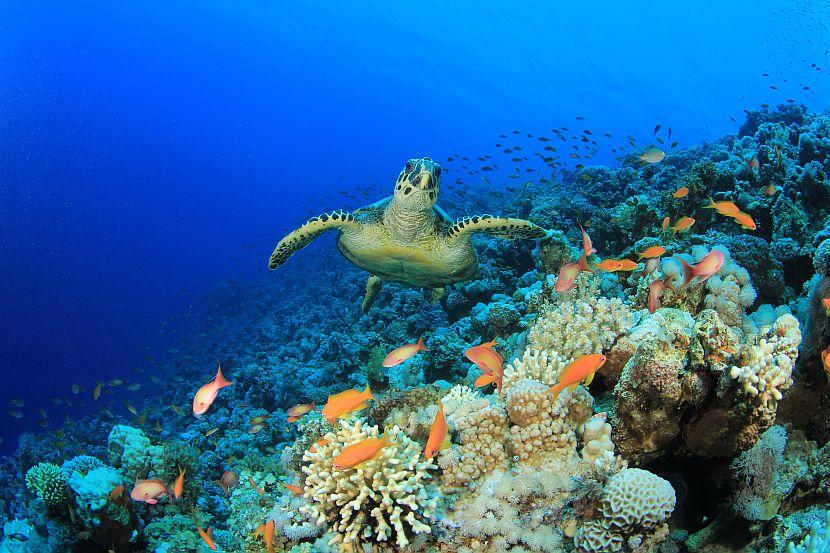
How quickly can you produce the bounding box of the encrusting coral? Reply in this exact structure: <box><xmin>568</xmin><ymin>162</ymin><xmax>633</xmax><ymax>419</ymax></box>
<box><xmin>300</xmin><ymin>419</ymin><xmax>439</xmax><ymax>551</ymax></box>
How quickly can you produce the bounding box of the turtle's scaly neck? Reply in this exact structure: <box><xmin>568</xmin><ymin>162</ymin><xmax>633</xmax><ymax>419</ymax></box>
<box><xmin>384</xmin><ymin>201</ymin><xmax>434</xmax><ymax>244</ymax></box>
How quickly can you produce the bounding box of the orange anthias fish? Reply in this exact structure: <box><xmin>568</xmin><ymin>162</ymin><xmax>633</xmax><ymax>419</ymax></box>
<box><xmin>108</xmin><ymin>485</ymin><xmax>125</xmax><ymax>502</ymax></box>
<box><xmin>255</xmin><ymin>520</ymin><xmax>276</xmax><ymax>553</ymax></box>
<box><xmin>197</xmin><ymin>526</ymin><xmax>217</xmax><ymax>551</ymax></box>
<box><xmin>321</xmin><ymin>386</ymin><xmax>374</xmax><ymax>424</ymax></box>
<box><xmin>332</xmin><ymin>435</ymin><xmax>395</xmax><ymax>470</ymax></box>
<box><xmin>638</xmin><ymin>245</ymin><xmax>666</xmax><ymax>259</ymax></box>
<box><xmin>309</xmin><ymin>437</ymin><xmax>327</xmax><ymax>453</ymax></box>
<box><xmin>218</xmin><ymin>470</ymin><xmax>239</xmax><ymax>494</ymax></box>
<box><xmin>248</xmin><ymin>476</ymin><xmax>265</xmax><ymax>495</ymax></box>
<box><xmin>616</xmin><ymin>259</ymin><xmax>639</xmax><ymax>272</ymax></box>
<box><xmin>555</xmin><ymin>261</ymin><xmax>582</xmax><ymax>292</ymax></box>
<box><xmin>648</xmin><ymin>275</ymin><xmax>675</xmax><ymax>313</ymax></box>
<box><xmin>822</xmin><ymin>347</ymin><xmax>830</xmax><ymax>380</ymax></box>
<box><xmin>383</xmin><ymin>337</ymin><xmax>427</xmax><ymax>367</ymax></box>
<box><xmin>673</xmin><ymin>186</ymin><xmax>689</xmax><ymax>198</ymax></box>
<box><xmin>465</xmin><ymin>341</ymin><xmax>503</xmax><ymax>375</ymax></box>
<box><xmin>579</xmin><ymin>223</ymin><xmax>597</xmax><ymax>259</ymax></box>
<box><xmin>671</xmin><ymin>217</ymin><xmax>695</xmax><ymax>233</ymax></box>
<box><xmin>283</xmin><ymin>483</ymin><xmax>303</xmax><ymax>495</ymax></box>
<box><xmin>424</xmin><ymin>402</ymin><xmax>451</xmax><ymax>459</ymax></box>
<box><xmin>763</xmin><ymin>184</ymin><xmax>778</xmax><ymax>196</ymax></box>
<box><xmin>130</xmin><ymin>479</ymin><xmax>168</xmax><ymax>505</ymax></box>
<box><xmin>549</xmin><ymin>354</ymin><xmax>607</xmax><ymax>403</ymax></box>
<box><xmin>661</xmin><ymin>217</ymin><xmax>671</xmax><ymax>232</ymax></box>
<box><xmin>746</xmin><ymin>156</ymin><xmax>760</xmax><ymax>171</ymax></box>
<box><xmin>730</xmin><ymin>211</ymin><xmax>757</xmax><ymax>230</ymax></box>
<box><xmin>596</xmin><ymin>259</ymin><xmax>624</xmax><ymax>272</ymax></box>
<box><xmin>172</xmin><ymin>466</ymin><xmax>186</xmax><ymax>500</ymax></box>
<box><xmin>286</xmin><ymin>402</ymin><xmax>315</xmax><ymax>423</ymax></box>
<box><xmin>704</xmin><ymin>196</ymin><xmax>741</xmax><ymax>217</ymax></box>
<box><xmin>823</xmin><ymin>298</ymin><xmax>830</xmax><ymax>317</ymax></box>
<box><xmin>192</xmin><ymin>362</ymin><xmax>233</xmax><ymax>416</ymax></box>
<box><xmin>675</xmin><ymin>250</ymin><xmax>725</xmax><ymax>286</ymax></box>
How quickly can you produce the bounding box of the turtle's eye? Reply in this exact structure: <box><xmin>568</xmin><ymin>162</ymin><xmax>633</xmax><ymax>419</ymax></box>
<box><xmin>405</xmin><ymin>161</ymin><xmax>414</xmax><ymax>173</ymax></box>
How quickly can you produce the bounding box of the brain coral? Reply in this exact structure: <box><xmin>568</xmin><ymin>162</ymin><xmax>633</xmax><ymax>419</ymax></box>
<box><xmin>25</xmin><ymin>462</ymin><xmax>67</xmax><ymax>508</ymax></box>
<box><xmin>574</xmin><ymin>468</ymin><xmax>676</xmax><ymax>553</ymax></box>
<box><xmin>300</xmin><ymin>420</ymin><xmax>438</xmax><ymax>550</ymax></box>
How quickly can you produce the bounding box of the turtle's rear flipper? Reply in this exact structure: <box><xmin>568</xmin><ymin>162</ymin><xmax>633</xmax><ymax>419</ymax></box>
<box><xmin>361</xmin><ymin>275</ymin><xmax>383</xmax><ymax>313</ymax></box>
<box><xmin>445</xmin><ymin>215</ymin><xmax>547</xmax><ymax>241</ymax></box>
<box><xmin>269</xmin><ymin>211</ymin><xmax>360</xmax><ymax>269</ymax></box>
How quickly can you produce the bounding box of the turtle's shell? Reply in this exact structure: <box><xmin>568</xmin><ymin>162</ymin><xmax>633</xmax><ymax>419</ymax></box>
<box><xmin>335</xmin><ymin>198</ymin><xmax>478</xmax><ymax>288</ymax></box>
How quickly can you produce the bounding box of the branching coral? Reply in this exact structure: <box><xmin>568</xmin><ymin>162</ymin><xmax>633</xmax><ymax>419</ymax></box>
<box><xmin>25</xmin><ymin>462</ymin><xmax>67</xmax><ymax>508</ymax></box>
<box><xmin>574</xmin><ymin>468</ymin><xmax>676</xmax><ymax>553</ymax></box>
<box><xmin>729</xmin><ymin>313</ymin><xmax>801</xmax><ymax>409</ymax></box>
<box><xmin>503</xmin><ymin>348</ymin><xmax>570</xmax><ymax>392</ymax></box>
<box><xmin>301</xmin><ymin>420</ymin><xmax>438</xmax><ymax>550</ymax></box>
<box><xmin>441</xmin><ymin>403</ymin><xmax>509</xmax><ymax>488</ymax></box>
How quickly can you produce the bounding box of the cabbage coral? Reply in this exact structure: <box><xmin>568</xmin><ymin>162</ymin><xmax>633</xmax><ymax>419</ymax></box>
<box><xmin>300</xmin><ymin>420</ymin><xmax>438</xmax><ymax>551</ymax></box>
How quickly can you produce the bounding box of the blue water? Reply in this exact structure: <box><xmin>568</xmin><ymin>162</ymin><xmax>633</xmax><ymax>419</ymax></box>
<box><xmin>0</xmin><ymin>0</ymin><xmax>827</xmax><ymax>451</ymax></box>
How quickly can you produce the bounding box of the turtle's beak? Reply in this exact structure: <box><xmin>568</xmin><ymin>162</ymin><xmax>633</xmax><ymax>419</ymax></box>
<box><xmin>416</xmin><ymin>172</ymin><xmax>433</xmax><ymax>189</ymax></box>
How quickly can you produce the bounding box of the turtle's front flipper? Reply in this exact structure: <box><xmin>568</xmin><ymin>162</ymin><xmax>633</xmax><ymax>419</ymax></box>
<box><xmin>446</xmin><ymin>215</ymin><xmax>547</xmax><ymax>241</ymax></box>
<box><xmin>361</xmin><ymin>275</ymin><xmax>383</xmax><ymax>312</ymax></box>
<box><xmin>269</xmin><ymin>211</ymin><xmax>360</xmax><ymax>269</ymax></box>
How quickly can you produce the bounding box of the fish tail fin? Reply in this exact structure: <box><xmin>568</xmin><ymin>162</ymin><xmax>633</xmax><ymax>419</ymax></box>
<box><xmin>364</xmin><ymin>385</ymin><xmax>374</xmax><ymax>400</ymax></box>
<box><xmin>441</xmin><ymin>434</ymin><xmax>452</xmax><ymax>450</ymax></box>
<box><xmin>704</xmin><ymin>195</ymin><xmax>716</xmax><ymax>209</ymax></box>
<box><xmin>549</xmin><ymin>383</ymin><xmax>564</xmax><ymax>403</ymax></box>
<box><xmin>416</xmin><ymin>336</ymin><xmax>428</xmax><ymax>351</ymax></box>
<box><xmin>215</xmin><ymin>363</ymin><xmax>233</xmax><ymax>388</ymax></box>
<box><xmin>674</xmin><ymin>256</ymin><xmax>695</xmax><ymax>286</ymax></box>
<box><xmin>664</xmin><ymin>273</ymin><xmax>676</xmax><ymax>290</ymax></box>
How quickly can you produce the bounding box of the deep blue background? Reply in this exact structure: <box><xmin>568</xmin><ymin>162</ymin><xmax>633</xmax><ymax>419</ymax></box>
<box><xmin>0</xmin><ymin>0</ymin><xmax>827</xmax><ymax>450</ymax></box>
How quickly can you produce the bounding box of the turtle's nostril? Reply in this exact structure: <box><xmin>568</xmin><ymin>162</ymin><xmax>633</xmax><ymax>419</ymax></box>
<box><xmin>405</xmin><ymin>161</ymin><xmax>414</xmax><ymax>173</ymax></box>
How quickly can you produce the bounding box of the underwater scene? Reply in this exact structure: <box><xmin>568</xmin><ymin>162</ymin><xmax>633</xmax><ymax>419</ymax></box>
<box><xmin>2</xmin><ymin>1</ymin><xmax>830</xmax><ymax>552</ymax></box>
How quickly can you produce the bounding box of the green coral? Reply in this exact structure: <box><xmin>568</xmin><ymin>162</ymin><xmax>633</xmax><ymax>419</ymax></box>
<box><xmin>25</xmin><ymin>462</ymin><xmax>67</xmax><ymax>508</ymax></box>
<box><xmin>107</xmin><ymin>424</ymin><xmax>163</xmax><ymax>480</ymax></box>
<box><xmin>160</xmin><ymin>439</ymin><xmax>199</xmax><ymax>484</ymax></box>
<box><xmin>145</xmin><ymin>513</ymin><xmax>215</xmax><ymax>553</ymax></box>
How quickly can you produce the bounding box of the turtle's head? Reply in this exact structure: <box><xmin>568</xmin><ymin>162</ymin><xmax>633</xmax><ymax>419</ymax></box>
<box><xmin>393</xmin><ymin>157</ymin><xmax>441</xmax><ymax>211</ymax></box>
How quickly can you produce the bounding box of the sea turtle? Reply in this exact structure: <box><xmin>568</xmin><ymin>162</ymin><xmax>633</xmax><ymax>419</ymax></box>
<box><xmin>268</xmin><ymin>157</ymin><xmax>548</xmax><ymax>311</ymax></box>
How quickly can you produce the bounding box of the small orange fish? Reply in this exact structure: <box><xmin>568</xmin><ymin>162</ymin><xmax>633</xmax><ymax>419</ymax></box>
<box><xmin>555</xmin><ymin>261</ymin><xmax>582</xmax><ymax>292</ymax></box>
<box><xmin>637</xmin><ymin>245</ymin><xmax>666</xmax><ymax>259</ymax></box>
<box><xmin>746</xmin><ymin>156</ymin><xmax>760</xmax><ymax>171</ymax></box>
<box><xmin>130</xmin><ymin>479</ymin><xmax>168</xmax><ymax>504</ymax></box>
<box><xmin>474</xmin><ymin>372</ymin><xmax>497</xmax><ymax>388</ymax></box>
<box><xmin>309</xmin><ymin>437</ymin><xmax>327</xmax><ymax>453</ymax></box>
<box><xmin>704</xmin><ymin>196</ymin><xmax>741</xmax><ymax>217</ymax></box>
<box><xmin>424</xmin><ymin>402</ymin><xmax>450</xmax><ymax>459</ymax></box>
<box><xmin>616</xmin><ymin>259</ymin><xmax>639</xmax><ymax>271</ymax></box>
<box><xmin>579</xmin><ymin>223</ymin><xmax>597</xmax><ymax>258</ymax></box>
<box><xmin>249</xmin><ymin>414</ymin><xmax>270</xmax><ymax>425</ymax></box>
<box><xmin>549</xmin><ymin>354</ymin><xmax>607</xmax><ymax>403</ymax></box>
<box><xmin>283</xmin><ymin>483</ymin><xmax>303</xmax><ymax>495</ymax></box>
<box><xmin>823</xmin><ymin>298</ymin><xmax>830</xmax><ymax>317</ymax></box>
<box><xmin>662</xmin><ymin>216</ymin><xmax>671</xmax><ymax>232</ymax></box>
<box><xmin>730</xmin><ymin>211</ymin><xmax>756</xmax><ymax>230</ymax></box>
<box><xmin>172</xmin><ymin>466</ymin><xmax>186</xmax><ymax>500</ymax></box>
<box><xmin>383</xmin><ymin>337</ymin><xmax>427</xmax><ymax>367</ymax></box>
<box><xmin>464</xmin><ymin>341</ymin><xmax>503</xmax><ymax>375</ymax></box>
<box><xmin>108</xmin><ymin>485</ymin><xmax>125</xmax><ymax>502</ymax></box>
<box><xmin>822</xmin><ymin>347</ymin><xmax>830</xmax><ymax>379</ymax></box>
<box><xmin>264</xmin><ymin>519</ymin><xmax>275</xmax><ymax>553</ymax></box>
<box><xmin>674</xmin><ymin>249</ymin><xmax>725</xmax><ymax>286</ymax></box>
<box><xmin>218</xmin><ymin>470</ymin><xmax>239</xmax><ymax>494</ymax></box>
<box><xmin>286</xmin><ymin>402</ymin><xmax>315</xmax><ymax>422</ymax></box>
<box><xmin>248</xmin><ymin>476</ymin><xmax>265</xmax><ymax>495</ymax></box>
<box><xmin>192</xmin><ymin>362</ymin><xmax>233</xmax><ymax>416</ymax></box>
<box><xmin>763</xmin><ymin>184</ymin><xmax>777</xmax><ymax>196</ymax></box>
<box><xmin>648</xmin><ymin>275</ymin><xmax>675</xmax><ymax>313</ymax></box>
<box><xmin>596</xmin><ymin>259</ymin><xmax>623</xmax><ymax>272</ymax></box>
<box><xmin>197</xmin><ymin>526</ymin><xmax>217</xmax><ymax>551</ymax></box>
<box><xmin>333</xmin><ymin>435</ymin><xmax>395</xmax><ymax>470</ymax></box>
<box><xmin>671</xmin><ymin>217</ymin><xmax>695</xmax><ymax>233</ymax></box>
<box><xmin>321</xmin><ymin>386</ymin><xmax>374</xmax><ymax>424</ymax></box>
<box><xmin>672</xmin><ymin>186</ymin><xmax>689</xmax><ymax>198</ymax></box>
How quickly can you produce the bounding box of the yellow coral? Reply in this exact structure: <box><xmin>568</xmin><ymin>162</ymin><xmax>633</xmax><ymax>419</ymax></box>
<box><xmin>442</xmin><ymin>404</ymin><xmax>509</xmax><ymax>488</ymax></box>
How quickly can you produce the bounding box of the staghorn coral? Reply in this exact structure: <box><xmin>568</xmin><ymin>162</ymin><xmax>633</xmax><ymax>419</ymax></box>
<box><xmin>729</xmin><ymin>313</ymin><xmax>801</xmax><ymax>409</ymax></box>
<box><xmin>574</xmin><ymin>468</ymin><xmax>676</xmax><ymax>553</ymax></box>
<box><xmin>301</xmin><ymin>420</ymin><xmax>438</xmax><ymax>551</ymax></box>
<box><xmin>25</xmin><ymin>462</ymin><xmax>67</xmax><ymax>508</ymax></box>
